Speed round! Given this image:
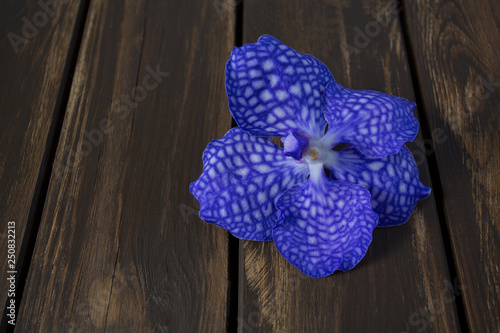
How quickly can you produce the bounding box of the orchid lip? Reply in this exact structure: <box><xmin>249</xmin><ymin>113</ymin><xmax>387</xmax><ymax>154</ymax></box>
<box><xmin>282</xmin><ymin>131</ymin><xmax>310</xmax><ymax>160</ymax></box>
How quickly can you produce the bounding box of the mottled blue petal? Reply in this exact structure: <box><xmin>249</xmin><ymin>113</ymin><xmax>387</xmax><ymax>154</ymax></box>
<box><xmin>225</xmin><ymin>35</ymin><xmax>333</xmax><ymax>138</ymax></box>
<box><xmin>321</xmin><ymin>81</ymin><xmax>419</xmax><ymax>158</ymax></box>
<box><xmin>190</xmin><ymin>127</ymin><xmax>309</xmax><ymax>240</ymax></box>
<box><xmin>325</xmin><ymin>145</ymin><xmax>431</xmax><ymax>227</ymax></box>
<box><xmin>272</xmin><ymin>166</ymin><xmax>378</xmax><ymax>278</ymax></box>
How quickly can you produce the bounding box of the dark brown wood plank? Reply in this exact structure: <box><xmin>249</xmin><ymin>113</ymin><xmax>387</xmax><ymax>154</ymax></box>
<box><xmin>402</xmin><ymin>0</ymin><xmax>500</xmax><ymax>331</ymax></box>
<box><xmin>0</xmin><ymin>0</ymin><xmax>85</xmax><ymax>328</ymax></box>
<box><xmin>239</xmin><ymin>1</ymin><xmax>460</xmax><ymax>332</ymax></box>
<box><xmin>16</xmin><ymin>0</ymin><xmax>235</xmax><ymax>331</ymax></box>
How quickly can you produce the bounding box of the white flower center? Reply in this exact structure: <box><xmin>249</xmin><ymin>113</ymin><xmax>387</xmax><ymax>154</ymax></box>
<box><xmin>304</xmin><ymin>145</ymin><xmax>327</xmax><ymax>164</ymax></box>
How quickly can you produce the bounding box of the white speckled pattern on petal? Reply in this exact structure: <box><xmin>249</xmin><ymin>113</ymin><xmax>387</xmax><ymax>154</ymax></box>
<box><xmin>226</xmin><ymin>35</ymin><xmax>333</xmax><ymax>138</ymax></box>
<box><xmin>272</xmin><ymin>173</ymin><xmax>378</xmax><ymax>278</ymax></box>
<box><xmin>326</xmin><ymin>145</ymin><xmax>431</xmax><ymax>227</ymax></box>
<box><xmin>190</xmin><ymin>127</ymin><xmax>309</xmax><ymax>240</ymax></box>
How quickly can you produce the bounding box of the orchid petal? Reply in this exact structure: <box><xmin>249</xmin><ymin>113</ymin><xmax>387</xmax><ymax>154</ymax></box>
<box><xmin>225</xmin><ymin>35</ymin><xmax>333</xmax><ymax>138</ymax></box>
<box><xmin>190</xmin><ymin>127</ymin><xmax>309</xmax><ymax>240</ymax></box>
<box><xmin>326</xmin><ymin>145</ymin><xmax>431</xmax><ymax>227</ymax></box>
<box><xmin>322</xmin><ymin>81</ymin><xmax>419</xmax><ymax>158</ymax></box>
<box><xmin>272</xmin><ymin>167</ymin><xmax>378</xmax><ymax>278</ymax></box>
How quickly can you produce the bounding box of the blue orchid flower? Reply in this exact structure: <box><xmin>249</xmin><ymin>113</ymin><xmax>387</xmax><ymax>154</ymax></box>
<box><xmin>190</xmin><ymin>35</ymin><xmax>430</xmax><ymax>278</ymax></box>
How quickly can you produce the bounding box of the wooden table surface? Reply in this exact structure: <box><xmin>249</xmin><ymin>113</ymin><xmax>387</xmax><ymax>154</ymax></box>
<box><xmin>1</xmin><ymin>0</ymin><xmax>499</xmax><ymax>332</ymax></box>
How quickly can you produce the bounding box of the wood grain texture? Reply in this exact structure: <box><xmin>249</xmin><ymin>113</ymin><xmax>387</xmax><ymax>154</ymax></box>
<box><xmin>16</xmin><ymin>0</ymin><xmax>235</xmax><ymax>331</ymax></box>
<box><xmin>0</xmin><ymin>0</ymin><xmax>85</xmax><ymax>325</ymax></box>
<box><xmin>402</xmin><ymin>0</ymin><xmax>500</xmax><ymax>331</ymax></box>
<box><xmin>239</xmin><ymin>1</ymin><xmax>460</xmax><ymax>332</ymax></box>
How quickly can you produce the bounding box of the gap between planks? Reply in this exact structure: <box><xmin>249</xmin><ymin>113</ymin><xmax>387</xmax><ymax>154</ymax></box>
<box><xmin>398</xmin><ymin>1</ymin><xmax>470</xmax><ymax>331</ymax></box>
<box><xmin>0</xmin><ymin>1</ymin><xmax>92</xmax><ymax>332</ymax></box>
